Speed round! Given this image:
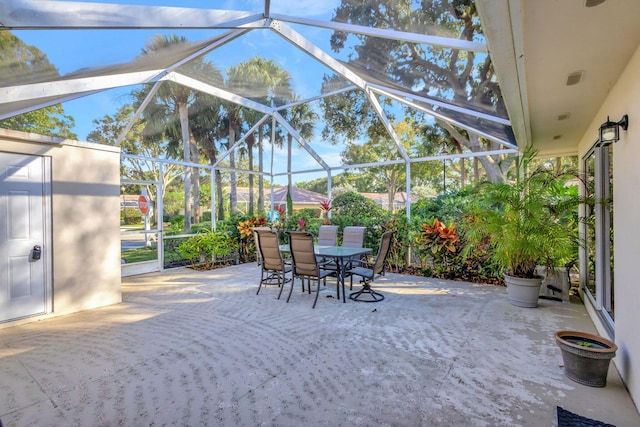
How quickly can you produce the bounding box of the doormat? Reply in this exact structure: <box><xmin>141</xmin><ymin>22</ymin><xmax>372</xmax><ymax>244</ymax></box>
<box><xmin>557</xmin><ymin>406</ymin><xmax>615</xmax><ymax>427</ymax></box>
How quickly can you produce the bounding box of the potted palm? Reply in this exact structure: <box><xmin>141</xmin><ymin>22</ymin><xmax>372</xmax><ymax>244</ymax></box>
<box><xmin>462</xmin><ymin>145</ymin><xmax>579</xmax><ymax>307</ymax></box>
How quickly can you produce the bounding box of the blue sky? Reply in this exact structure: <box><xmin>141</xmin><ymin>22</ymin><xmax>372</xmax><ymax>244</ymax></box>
<box><xmin>14</xmin><ymin>0</ymin><xmax>351</xmax><ymax>184</ymax></box>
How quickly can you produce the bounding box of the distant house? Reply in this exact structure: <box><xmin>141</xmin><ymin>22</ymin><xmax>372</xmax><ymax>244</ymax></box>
<box><xmin>360</xmin><ymin>191</ymin><xmax>419</xmax><ymax>212</ymax></box>
<box><xmin>120</xmin><ymin>194</ymin><xmax>142</xmax><ymax>210</ymax></box>
<box><xmin>232</xmin><ymin>186</ymin><xmax>327</xmax><ymax>214</ymax></box>
<box><xmin>233</xmin><ymin>187</ymin><xmax>418</xmax><ymax>214</ymax></box>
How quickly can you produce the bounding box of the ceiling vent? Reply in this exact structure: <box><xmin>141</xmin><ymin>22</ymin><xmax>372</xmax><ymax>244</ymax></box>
<box><xmin>558</xmin><ymin>112</ymin><xmax>571</xmax><ymax>121</ymax></box>
<box><xmin>566</xmin><ymin>71</ymin><xmax>584</xmax><ymax>86</ymax></box>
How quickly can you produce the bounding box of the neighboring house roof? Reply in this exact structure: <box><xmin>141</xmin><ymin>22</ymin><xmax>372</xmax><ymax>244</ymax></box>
<box><xmin>228</xmin><ymin>187</ymin><xmax>326</xmax><ymax>206</ymax></box>
<box><xmin>270</xmin><ymin>187</ymin><xmax>327</xmax><ymax>205</ymax></box>
<box><xmin>209</xmin><ymin>187</ymin><xmax>420</xmax><ymax>207</ymax></box>
<box><xmin>360</xmin><ymin>191</ymin><xmax>418</xmax><ymax>205</ymax></box>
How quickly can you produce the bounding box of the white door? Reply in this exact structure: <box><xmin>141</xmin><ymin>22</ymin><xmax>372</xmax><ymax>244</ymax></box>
<box><xmin>0</xmin><ymin>152</ymin><xmax>49</xmax><ymax>322</ymax></box>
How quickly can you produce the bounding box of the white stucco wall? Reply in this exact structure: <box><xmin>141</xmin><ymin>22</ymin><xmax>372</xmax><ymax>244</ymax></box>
<box><xmin>0</xmin><ymin>130</ymin><xmax>122</xmax><ymax>320</ymax></box>
<box><xmin>577</xmin><ymin>44</ymin><xmax>640</xmax><ymax>407</ymax></box>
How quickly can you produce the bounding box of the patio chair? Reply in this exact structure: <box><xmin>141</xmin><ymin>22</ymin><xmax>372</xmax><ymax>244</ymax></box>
<box><xmin>255</xmin><ymin>229</ymin><xmax>292</xmax><ymax>298</ymax></box>
<box><xmin>252</xmin><ymin>226</ymin><xmax>272</xmax><ymax>266</ymax></box>
<box><xmin>317</xmin><ymin>225</ymin><xmax>339</xmax><ymax>246</ymax></box>
<box><xmin>286</xmin><ymin>231</ymin><xmax>337</xmax><ymax>308</ymax></box>
<box><xmin>337</xmin><ymin>226</ymin><xmax>367</xmax><ymax>288</ymax></box>
<box><xmin>342</xmin><ymin>226</ymin><xmax>366</xmax><ymax>248</ymax></box>
<box><xmin>346</xmin><ymin>231</ymin><xmax>394</xmax><ymax>302</ymax></box>
<box><xmin>316</xmin><ymin>225</ymin><xmax>339</xmax><ymax>274</ymax></box>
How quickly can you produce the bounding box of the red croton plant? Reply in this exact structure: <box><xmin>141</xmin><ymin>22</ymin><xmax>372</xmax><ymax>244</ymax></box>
<box><xmin>236</xmin><ymin>217</ymin><xmax>268</xmax><ymax>262</ymax></box>
<box><xmin>419</xmin><ymin>219</ymin><xmax>459</xmax><ymax>258</ymax></box>
<box><xmin>236</xmin><ymin>217</ymin><xmax>268</xmax><ymax>240</ymax></box>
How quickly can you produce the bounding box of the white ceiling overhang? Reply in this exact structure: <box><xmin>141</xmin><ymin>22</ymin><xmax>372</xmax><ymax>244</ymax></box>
<box><xmin>478</xmin><ymin>0</ymin><xmax>640</xmax><ymax>157</ymax></box>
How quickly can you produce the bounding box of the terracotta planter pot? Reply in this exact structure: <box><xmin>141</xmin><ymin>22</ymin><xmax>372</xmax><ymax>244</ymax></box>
<box><xmin>504</xmin><ymin>274</ymin><xmax>543</xmax><ymax>308</ymax></box>
<box><xmin>555</xmin><ymin>330</ymin><xmax>617</xmax><ymax>387</ymax></box>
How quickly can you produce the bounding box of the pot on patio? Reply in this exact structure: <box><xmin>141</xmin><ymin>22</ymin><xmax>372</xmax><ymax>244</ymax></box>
<box><xmin>555</xmin><ymin>330</ymin><xmax>617</xmax><ymax>387</ymax></box>
<box><xmin>504</xmin><ymin>274</ymin><xmax>543</xmax><ymax>308</ymax></box>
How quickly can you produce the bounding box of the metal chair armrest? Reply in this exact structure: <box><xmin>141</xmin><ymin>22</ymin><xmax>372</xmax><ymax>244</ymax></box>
<box><xmin>317</xmin><ymin>258</ymin><xmax>335</xmax><ymax>268</ymax></box>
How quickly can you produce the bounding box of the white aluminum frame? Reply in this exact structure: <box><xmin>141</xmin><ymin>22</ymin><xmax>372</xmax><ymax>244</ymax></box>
<box><xmin>2</xmin><ymin>0</ymin><xmax>519</xmax><ymax>223</ymax></box>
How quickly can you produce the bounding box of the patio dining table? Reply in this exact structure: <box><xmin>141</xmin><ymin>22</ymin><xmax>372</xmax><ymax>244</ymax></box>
<box><xmin>280</xmin><ymin>244</ymin><xmax>373</xmax><ymax>303</ymax></box>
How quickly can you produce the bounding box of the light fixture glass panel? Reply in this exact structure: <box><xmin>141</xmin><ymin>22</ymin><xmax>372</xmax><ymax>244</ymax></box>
<box><xmin>601</xmin><ymin>127</ymin><xmax>617</xmax><ymax>142</ymax></box>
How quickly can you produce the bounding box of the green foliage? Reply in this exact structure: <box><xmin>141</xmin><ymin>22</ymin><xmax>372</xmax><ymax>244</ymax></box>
<box><xmin>411</xmin><ymin>187</ymin><xmax>476</xmax><ymax>224</ymax></box>
<box><xmin>322</xmin><ymin>0</ymin><xmax>508</xmax><ymax>183</ymax></box>
<box><xmin>298</xmin><ymin>208</ymin><xmax>321</xmax><ymax>219</ymax></box>
<box><xmin>163</xmin><ymin>191</ymin><xmax>184</xmax><ymax>216</ymax></box>
<box><xmin>169</xmin><ymin>215</ymin><xmax>185</xmax><ymax>233</ymax></box>
<box><xmin>121</xmin><ymin>208</ymin><xmax>143</xmax><ymax>225</ymax></box>
<box><xmin>286</xmin><ymin>189</ymin><xmax>293</xmax><ymax>217</ymax></box>
<box><xmin>378</xmin><ymin>215</ymin><xmax>414</xmax><ymax>272</ymax></box>
<box><xmin>0</xmin><ymin>33</ymin><xmax>77</xmax><ymax>139</ymax></box>
<box><xmin>415</xmin><ymin>218</ymin><xmax>465</xmax><ymax>279</ymax></box>
<box><xmin>0</xmin><ymin>106</ymin><xmax>78</xmax><ymax>139</ymax></box>
<box><xmin>296</xmin><ymin>172</ymin><xmax>374</xmax><ymax>194</ymax></box>
<box><xmin>177</xmin><ymin>229</ymin><xmax>236</xmax><ymax>269</ymax></box>
<box><xmin>215</xmin><ymin>218</ymin><xmax>240</xmax><ymax>234</ymax></box>
<box><xmin>162</xmin><ymin>236</ymin><xmax>192</xmax><ymax>267</ymax></box>
<box><xmin>332</xmin><ymin>191</ymin><xmax>385</xmax><ymax>218</ymax></box>
<box><xmin>191</xmin><ymin>221</ymin><xmax>212</xmax><ymax>234</ymax></box>
<box><xmin>235</xmin><ymin>216</ymin><xmax>268</xmax><ymax>262</ymax></box>
<box><xmin>461</xmin><ymin>146</ymin><xmax>580</xmax><ymax>278</ymax></box>
<box><xmin>121</xmin><ymin>247</ymin><xmax>157</xmax><ymax>264</ymax></box>
<box><xmin>287</xmin><ymin>210</ymin><xmax>316</xmax><ymax>231</ymax></box>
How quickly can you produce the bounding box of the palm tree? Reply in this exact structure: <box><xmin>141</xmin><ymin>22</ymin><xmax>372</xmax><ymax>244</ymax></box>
<box><xmin>224</xmin><ymin>57</ymin><xmax>292</xmax><ymax>216</ymax></box>
<box><xmin>282</xmin><ymin>98</ymin><xmax>318</xmax><ymax>214</ymax></box>
<box><xmin>140</xmin><ymin>34</ymin><xmax>222</xmax><ymax>230</ymax></box>
<box><xmin>189</xmin><ymin>91</ymin><xmax>225</xmax><ymax>220</ymax></box>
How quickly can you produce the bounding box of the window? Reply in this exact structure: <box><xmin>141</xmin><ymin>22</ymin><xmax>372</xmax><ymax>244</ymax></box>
<box><xmin>582</xmin><ymin>143</ymin><xmax>614</xmax><ymax>327</ymax></box>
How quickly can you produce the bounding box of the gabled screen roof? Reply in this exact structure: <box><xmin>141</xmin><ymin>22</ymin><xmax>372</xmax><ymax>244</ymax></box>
<box><xmin>0</xmin><ymin>0</ymin><xmax>516</xmax><ymax>177</ymax></box>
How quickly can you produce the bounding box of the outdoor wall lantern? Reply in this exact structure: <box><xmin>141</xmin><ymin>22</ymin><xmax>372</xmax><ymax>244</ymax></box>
<box><xmin>598</xmin><ymin>114</ymin><xmax>629</xmax><ymax>146</ymax></box>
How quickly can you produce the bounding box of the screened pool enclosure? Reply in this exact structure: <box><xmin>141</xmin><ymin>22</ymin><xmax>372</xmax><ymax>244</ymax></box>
<box><xmin>1</xmin><ymin>0</ymin><xmax>517</xmax><ymax>271</ymax></box>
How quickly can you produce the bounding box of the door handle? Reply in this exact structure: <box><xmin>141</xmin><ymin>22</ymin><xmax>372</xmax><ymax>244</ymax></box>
<box><xmin>31</xmin><ymin>245</ymin><xmax>42</xmax><ymax>261</ymax></box>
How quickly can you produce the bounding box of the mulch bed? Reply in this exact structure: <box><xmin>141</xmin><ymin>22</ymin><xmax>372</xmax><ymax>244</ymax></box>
<box><xmin>168</xmin><ymin>260</ymin><xmax>505</xmax><ymax>287</ymax></box>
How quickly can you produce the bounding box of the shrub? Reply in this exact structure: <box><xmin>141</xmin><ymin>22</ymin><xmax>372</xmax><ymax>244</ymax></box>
<box><xmin>415</xmin><ymin>218</ymin><xmax>461</xmax><ymax>278</ymax></box>
<box><xmin>460</xmin><ymin>145</ymin><xmax>580</xmax><ymax>278</ymax></box>
<box><xmin>177</xmin><ymin>229</ymin><xmax>236</xmax><ymax>269</ymax></box>
<box><xmin>121</xmin><ymin>208</ymin><xmax>142</xmax><ymax>225</ymax></box>
<box><xmin>411</xmin><ymin>187</ymin><xmax>475</xmax><ymax>224</ymax></box>
<box><xmin>169</xmin><ymin>215</ymin><xmax>185</xmax><ymax>233</ymax></box>
<box><xmin>332</xmin><ymin>191</ymin><xmax>385</xmax><ymax>218</ymax></box>
<box><xmin>235</xmin><ymin>217</ymin><xmax>268</xmax><ymax>262</ymax></box>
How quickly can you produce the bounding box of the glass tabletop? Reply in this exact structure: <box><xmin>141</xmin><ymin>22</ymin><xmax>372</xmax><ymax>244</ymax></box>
<box><xmin>280</xmin><ymin>244</ymin><xmax>372</xmax><ymax>258</ymax></box>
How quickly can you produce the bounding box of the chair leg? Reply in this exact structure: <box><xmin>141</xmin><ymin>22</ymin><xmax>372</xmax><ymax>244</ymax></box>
<box><xmin>286</xmin><ymin>274</ymin><xmax>296</xmax><ymax>302</ymax></box>
<box><xmin>349</xmin><ymin>279</ymin><xmax>385</xmax><ymax>302</ymax></box>
<box><xmin>257</xmin><ymin>269</ymin><xmax>265</xmax><ymax>295</ymax></box>
<box><xmin>312</xmin><ymin>276</ymin><xmax>321</xmax><ymax>309</ymax></box>
<box><xmin>277</xmin><ymin>271</ymin><xmax>286</xmax><ymax>300</ymax></box>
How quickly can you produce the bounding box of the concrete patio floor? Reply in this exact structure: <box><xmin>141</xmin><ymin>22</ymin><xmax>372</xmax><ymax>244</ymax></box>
<box><xmin>1</xmin><ymin>263</ymin><xmax>638</xmax><ymax>426</ymax></box>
